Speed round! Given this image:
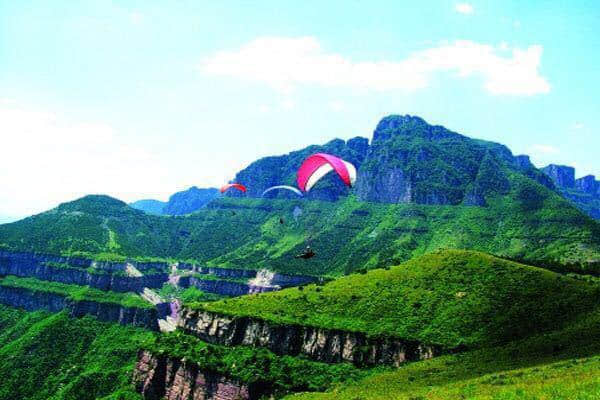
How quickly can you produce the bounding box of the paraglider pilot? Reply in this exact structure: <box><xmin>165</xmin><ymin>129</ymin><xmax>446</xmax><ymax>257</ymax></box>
<box><xmin>295</xmin><ymin>245</ymin><xmax>315</xmax><ymax>259</ymax></box>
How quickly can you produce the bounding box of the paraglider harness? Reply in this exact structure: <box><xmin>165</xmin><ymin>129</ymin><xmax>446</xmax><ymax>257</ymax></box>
<box><xmin>295</xmin><ymin>245</ymin><xmax>315</xmax><ymax>259</ymax></box>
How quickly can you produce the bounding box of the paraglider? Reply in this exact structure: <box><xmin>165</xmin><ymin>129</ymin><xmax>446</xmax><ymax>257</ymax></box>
<box><xmin>220</xmin><ymin>183</ymin><xmax>247</xmax><ymax>194</ymax></box>
<box><xmin>295</xmin><ymin>245</ymin><xmax>315</xmax><ymax>259</ymax></box>
<box><xmin>296</xmin><ymin>153</ymin><xmax>357</xmax><ymax>192</ymax></box>
<box><xmin>262</xmin><ymin>185</ymin><xmax>303</xmax><ymax>197</ymax></box>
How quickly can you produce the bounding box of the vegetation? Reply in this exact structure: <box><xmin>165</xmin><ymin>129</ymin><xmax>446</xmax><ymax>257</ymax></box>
<box><xmin>144</xmin><ymin>331</ymin><xmax>374</xmax><ymax>397</ymax></box>
<box><xmin>286</xmin><ymin>305</ymin><xmax>600</xmax><ymax>399</ymax></box>
<box><xmin>42</xmin><ymin>261</ymin><xmax>130</xmax><ymax>277</ymax></box>
<box><xmin>0</xmin><ymin>304</ymin><xmax>151</xmax><ymax>400</ymax></box>
<box><xmin>0</xmin><ymin>276</ymin><xmax>152</xmax><ymax>309</ymax></box>
<box><xmin>157</xmin><ymin>283</ymin><xmax>226</xmax><ymax>304</ymax></box>
<box><xmin>198</xmin><ymin>250</ymin><xmax>600</xmax><ymax>349</ymax></box>
<box><xmin>1</xmin><ymin>187</ymin><xmax>599</xmax><ymax>278</ymax></box>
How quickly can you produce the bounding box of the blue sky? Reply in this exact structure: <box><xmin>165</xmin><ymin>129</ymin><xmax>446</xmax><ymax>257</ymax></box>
<box><xmin>1</xmin><ymin>0</ymin><xmax>598</xmax><ymax>221</ymax></box>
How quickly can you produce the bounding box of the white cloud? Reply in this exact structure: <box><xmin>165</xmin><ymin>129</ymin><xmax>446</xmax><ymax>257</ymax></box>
<box><xmin>329</xmin><ymin>101</ymin><xmax>345</xmax><ymax>112</ymax></box>
<box><xmin>571</xmin><ymin>122</ymin><xmax>584</xmax><ymax>130</ymax></box>
<box><xmin>0</xmin><ymin>102</ymin><xmax>167</xmax><ymax>217</ymax></box>
<box><xmin>455</xmin><ymin>3</ymin><xmax>474</xmax><ymax>14</ymax></box>
<box><xmin>257</xmin><ymin>104</ymin><xmax>271</xmax><ymax>113</ymax></box>
<box><xmin>200</xmin><ymin>37</ymin><xmax>550</xmax><ymax>96</ymax></box>
<box><xmin>531</xmin><ymin>144</ymin><xmax>559</xmax><ymax>155</ymax></box>
<box><xmin>130</xmin><ymin>12</ymin><xmax>144</xmax><ymax>25</ymax></box>
<box><xmin>281</xmin><ymin>99</ymin><xmax>295</xmax><ymax>110</ymax></box>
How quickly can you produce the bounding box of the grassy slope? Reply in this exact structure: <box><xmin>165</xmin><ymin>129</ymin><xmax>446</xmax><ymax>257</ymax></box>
<box><xmin>1</xmin><ymin>178</ymin><xmax>600</xmax><ymax>278</ymax></box>
<box><xmin>0</xmin><ymin>304</ymin><xmax>151</xmax><ymax>400</ymax></box>
<box><xmin>198</xmin><ymin>250</ymin><xmax>600</xmax><ymax>349</ymax></box>
<box><xmin>0</xmin><ymin>276</ymin><xmax>152</xmax><ymax>308</ymax></box>
<box><xmin>286</xmin><ymin>307</ymin><xmax>600</xmax><ymax>400</ymax></box>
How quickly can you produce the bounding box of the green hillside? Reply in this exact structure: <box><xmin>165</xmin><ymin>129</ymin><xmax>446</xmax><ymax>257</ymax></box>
<box><xmin>286</xmin><ymin>306</ymin><xmax>600</xmax><ymax>400</ymax></box>
<box><xmin>0</xmin><ymin>276</ymin><xmax>151</xmax><ymax>308</ymax></box>
<box><xmin>1</xmin><ymin>174</ymin><xmax>600</xmax><ymax>277</ymax></box>
<box><xmin>198</xmin><ymin>250</ymin><xmax>600</xmax><ymax>350</ymax></box>
<box><xmin>0</xmin><ymin>305</ymin><xmax>152</xmax><ymax>400</ymax></box>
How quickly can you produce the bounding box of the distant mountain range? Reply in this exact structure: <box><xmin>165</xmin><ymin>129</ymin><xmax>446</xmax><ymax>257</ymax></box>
<box><xmin>130</xmin><ymin>186</ymin><xmax>220</xmax><ymax>215</ymax></box>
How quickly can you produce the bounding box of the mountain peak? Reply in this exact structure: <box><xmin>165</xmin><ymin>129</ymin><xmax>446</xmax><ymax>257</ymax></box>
<box><xmin>54</xmin><ymin>195</ymin><xmax>131</xmax><ymax>216</ymax></box>
<box><xmin>372</xmin><ymin>114</ymin><xmax>463</xmax><ymax>144</ymax></box>
<box><xmin>541</xmin><ymin>164</ymin><xmax>576</xmax><ymax>189</ymax></box>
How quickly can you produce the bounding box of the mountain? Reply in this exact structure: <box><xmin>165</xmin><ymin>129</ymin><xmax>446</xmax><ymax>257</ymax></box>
<box><xmin>162</xmin><ymin>186</ymin><xmax>220</xmax><ymax>215</ymax></box>
<box><xmin>227</xmin><ymin>137</ymin><xmax>369</xmax><ymax>201</ymax></box>
<box><xmin>541</xmin><ymin>164</ymin><xmax>600</xmax><ymax>219</ymax></box>
<box><xmin>227</xmin><ymin>115</ymin><xmax>554</xmax><ymax>207</ymax></box>
<box><xmin>1</xmin><ymin>116</ymin><xmax>600</xmax><ymax>276</ymax></box>
<box><xmin>130</xmin><ymin>186</ymin><xmax>220</xmax><ymax>215</ymax></box>
<box><xmin>129</xmin><ymin>199</ymin><xmax>166</xmax><ymax>215</ymax></box>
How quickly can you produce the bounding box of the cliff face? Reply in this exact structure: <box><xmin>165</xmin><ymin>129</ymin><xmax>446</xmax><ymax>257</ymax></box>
<box><xmin>178</xmin><ymin>309</ymin><xmax>438</xmax><ymax>367</ymax></box>
<box><xmin>541</xmin><ymin>165</ymin><xmax>600</xmax><ymax>220</ymax></box>
<box><xmin>134</xmin><ymin>351</ymin><xmax>252</xmax><ymax>400</ymax></box>
<box><xmin>0</xmin><ymin>250</ymin><xmax>169</xmax><ymax>292</ymax></box>
<box><xmin>178</xmin><ymin>276</ymin><xmax>278</xmax><ymax>297</ymax></box>
<box><xmin>541</xmin><ymin>164</ymin><xmax>576</xmax><ymax>189</ymax></box>
<box><xmin>355</xmin><ymin>115</ymin><xmax>517</xmax><ymax>205</ymax></box>
<box><xmin>0</xmin><ymin>285</ymin><xmax>158</xmax><ymax>330</ymax></box>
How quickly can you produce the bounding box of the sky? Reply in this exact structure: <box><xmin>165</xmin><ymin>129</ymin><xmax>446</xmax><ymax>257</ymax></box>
<box><xmin>1</xmin><ymin>0</ymin><xmax>599</xmax><ymax>222</ymax></box>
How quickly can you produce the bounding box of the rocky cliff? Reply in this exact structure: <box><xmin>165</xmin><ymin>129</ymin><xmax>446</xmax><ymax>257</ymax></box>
<box><xmin>0</xmin><ymin>250</ymin><xmax>169</xmax><ymax>292</ymax></box>
<box><xmin>178</xmin><ymin>276</ymin><xmax>278</xmax><ymax>297</ymax></box>
<box><xmin>542</xmin><ymin>164</ymin><xmax>576</xmax><ymax>189</ymax></box>
<box><xmin>177</xmin><ymin>309</ymin><xmax>438</xmax><ymax>367</ymax></box>
<box><xmin>134</xmin><ymin>350</ymin><xmax>253</xmax><ymax>400</ymax></box>
<box><xmin>0</xmin><ymin>285</ymin><xmax>158</xmax><ymax>330</ymax></box>
<box><xmin>541</xmin><ymin>164</ymin><xmax>600</xmax><ymax>219</ymax></box>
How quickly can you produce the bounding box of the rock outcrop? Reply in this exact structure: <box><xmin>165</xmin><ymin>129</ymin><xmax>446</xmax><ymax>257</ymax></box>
<box><xmin>134</xmin><ymin>351</ymin><xmax>253</xmax><ymax>400</ymax></box>
<box><xmin>0</xmin><ymin>285</ymin><xmax>158</xmax><ymax>330</ymax></box>
<box><xmin>178</xmin><ymin>276</ymin><xmax>278</xmax><ymax>297</ymax></box>
<box><xmin>576</xmin><ymin>175</ymin><xmax>600</xmax><ymax>195</ymax></box>
<box><xmin>541</xmin><ymin>165</ymin><xmax>600</xmax><ymax>220</ymax></box>
<box><xmin>541</xmin><ymin>164</ymin><xmax>576</xmax><ymax>189</ymax></box>
<box><xmin>0</xmin><ymin>250</ymin><xmax>169</xmax><ymax>292</ymax></box>
<box><xmin>177</xmin><ymin>309</ymin><xmax>438</xmax><ymax>367</ymax></box>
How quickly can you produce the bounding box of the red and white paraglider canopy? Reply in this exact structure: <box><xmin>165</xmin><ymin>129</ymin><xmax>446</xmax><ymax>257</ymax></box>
<box><xmin>220</xmin><ymin>183</ymin><xmax>247</xmax><ymax>193</ymax></box>
<box><xmin>296</xmin><ymin>153</ymin><xmax>357</xmax><ymax>192</ymax></box>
